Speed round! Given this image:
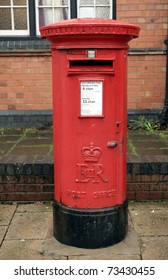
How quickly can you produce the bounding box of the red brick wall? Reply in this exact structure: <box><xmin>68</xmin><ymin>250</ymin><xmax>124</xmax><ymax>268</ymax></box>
<box><xmin>117</xmin><ymin>0</ymin><xmax>168</xmax><ymax>49</ymax></box>
<box><xmin>0</xmin><ymin>53</ymin><xmax>166</xmax><ymax>111</ymax></box>
<box><xmin>128</xmin><ymin>54</ymin><xmax>166</xmax><ymax>109</ymax></box>
<box><xmin>0</xmin><ymin>54</ymin><xmax>52</xmax><ymax>110</ymax></box>
<box><xmin>1</xmin><ymin>172</ymin><xmax>167</xmax><ymax>202</ymax></box>
<box><xmin>0</xmin><ymin>0</ymin><xmax>167</xmax><ymax>112</ymax></box>
<box><xmin>117</xmin><ymin>0</ymin><xmax>168</xmax><ymax>110</ymax></box>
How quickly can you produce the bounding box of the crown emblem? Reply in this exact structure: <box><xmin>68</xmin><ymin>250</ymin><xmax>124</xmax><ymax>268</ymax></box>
<box><xmin>81</xmin><ymin>143</ymin><xmax>102</xmax><ymax>162</ymax></box>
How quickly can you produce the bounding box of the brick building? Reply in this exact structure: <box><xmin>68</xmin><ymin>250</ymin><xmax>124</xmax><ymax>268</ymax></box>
<box><xmin>0</xmin><ymin>0</ymin><xmax>167</xmax><ymax>127</ymax></box>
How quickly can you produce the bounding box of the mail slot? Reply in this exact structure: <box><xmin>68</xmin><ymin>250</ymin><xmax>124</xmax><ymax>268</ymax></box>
<box><xmin>68</xmin><ymin>59</ymin><xmax>115</xmax><ymax>75</ymax></box>
<box><xmin>40</xmin><ymin>18</ymin><xmax>140</xmax><ymax>248</ymax></box>
<box><xmin>69</xmin><ymin>59</ymin><xmax>114</xmax><ymax>69</ymax></box>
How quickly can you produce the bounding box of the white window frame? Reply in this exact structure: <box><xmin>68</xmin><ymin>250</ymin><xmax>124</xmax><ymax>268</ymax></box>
<box><xmin>77</xmin><ymin>0</ymin><xmax>113</xmax><ymax>19</ymax></box>
<box><xmin>0</xmin><ymin>0</ymin><xmax>29</xmax><ymax>36</ymax></box>
<box><xmin>36</xmin><ymin>0</ymin><xmax>71</xmax><ymax>36</ymax></box>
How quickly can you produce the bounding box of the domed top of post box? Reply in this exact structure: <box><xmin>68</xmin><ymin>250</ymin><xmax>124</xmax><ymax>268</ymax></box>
<box><xmin>40</xmin><ymin>18</ymin><xmax>139</xmax><ymax>38</ymax></box>
<box><xmin>40</xmin><ymin>18</ymin><xmax>140</xmax><ymax>48</ymax></box>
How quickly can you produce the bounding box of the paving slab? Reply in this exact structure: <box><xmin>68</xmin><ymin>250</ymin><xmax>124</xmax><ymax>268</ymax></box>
<box><xmin>140</xmin><ymin>236</ymin><xmax>168</xmax><ymax>260</ymax></box>
<box><xmin>68</xmin><ymin>254</ymin><xmax>140</xmax><ymax>260</ymax></box>
<box><xmin>0</xmin><ymin>226</ymin><xmax>8</xmax><ymax>245</ymax></box>
<box><xmin>9</xmin><ymin>146</ymin><xmax>51</xmax><ymax>156</ymax></box>
<box><xmin>35</xmin><ymin>155</ymin><xmax>53</xmax><ymax>163</ymax></box>
<box><xmin>128</xmin><ymin>131</ymin><xmax>160</xmax><ymax>141</ymax></box>
<box><xmin>19</xmin><ymin>139</ymin><xmax>53</xmax><ymax>146</ymax></box>
<box><xmin>0</xmin><ymin>143</ymin><xmax>14</xmax><ymax>155</ymax></box>
<box><xmin>135</xmin><ymin>141</ymin><xmax>168</xmax><ymax>149</ymax></box>
<box><xmin>0</xmin><ymin>205</ymin><xmax>17</xmax><ymax>226</ymax></box>
<box><xmin>129</xmin><ymin>205</ymin><xmax>168</xmax><ymax>235</ymax></box>
<box><xmin>43</xmin><ymin>216</ymin><xmax>141</xmax><ymax>260</ymax></box>
<box><xmin>26</xmin><ymin>130</ymin><xmax>53</xmax><ymax>139</ymax></box>
<box><xmin>0</xmin><ymin>130</ymin><xmax>24</xmax><ymax>136</ymax></box>
<box><xmin>0</xmin><ymin>240</ymin><xmax>54</xmax><ymax>260</ymax></box>
<box><xmin>17</xmin><ymin>203</ymin><xmax>52</xmax><ymax>213</ymax></box>
<box><xmin>0</xmin><ymin>202</ymin><xmax>167</xmax><ymax>260</ymax></box>
<box><xmin>129</xmin><ymin>201</ymin><xmax>168</xmax><ymax>210</ymax></box>
<box><xmin>5</xmin><ymin>211</ymin><xmax>52</xmax><ymax>240</ymax></box>
<box><xmin>0</xmin><ymin>136</ymin><xmax>19</xmax><ymax>143</ymax></box>
<box><xmin>136</xmin><ymin>148</ymin><xmax>168</xmax><ymax>156</ymax></box>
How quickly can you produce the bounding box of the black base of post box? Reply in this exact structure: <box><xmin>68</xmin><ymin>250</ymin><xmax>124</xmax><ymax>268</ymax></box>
<box><xmin>53</xmin><ymin>199</ymin><xmax>128</xmax><ymax>249</ymax></box>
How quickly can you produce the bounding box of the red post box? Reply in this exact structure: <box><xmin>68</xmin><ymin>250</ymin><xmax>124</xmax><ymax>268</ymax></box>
<box><xmin>40</xmin><ymin>18</ymin><xmax>140</xmax><ymax>248</ymax></box>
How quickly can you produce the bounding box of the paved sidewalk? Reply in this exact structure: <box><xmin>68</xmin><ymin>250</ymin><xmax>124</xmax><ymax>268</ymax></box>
<box><xmin>0</xmin><ymin>201</ymin><xmax>168</xmax><ymax>260</ymax></box>
<box><xmin>0</xmin><ymin>127</ymin><xmax>168</xmax><ymax>162</ymax></box>
<box><xmin>0</xmin><ymin>128</ymin><xmax>168</xmax><ymax>259</ymax></box>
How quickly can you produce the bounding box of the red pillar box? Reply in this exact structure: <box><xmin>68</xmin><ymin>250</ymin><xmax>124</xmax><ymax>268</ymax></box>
<box><xmin>40</xmin><ymin>18</ymin><xmax>140</xmax><ymax>248</ymax></box>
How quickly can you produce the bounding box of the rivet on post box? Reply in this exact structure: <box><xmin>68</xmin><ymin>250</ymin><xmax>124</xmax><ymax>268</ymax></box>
<box><xmin>40</xmin><ymin>18</ymin><xmax>140</xmax><ymax>249</ymax></box>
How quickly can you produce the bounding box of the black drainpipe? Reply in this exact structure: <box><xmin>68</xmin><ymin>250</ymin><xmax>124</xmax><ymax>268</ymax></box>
<box><xmin>159</xmin><ymin>38</ymin><xmax>168</xmax><ymax>128</ymax></box>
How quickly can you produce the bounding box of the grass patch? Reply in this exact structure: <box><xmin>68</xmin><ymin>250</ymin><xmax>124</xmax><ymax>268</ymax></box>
<box><xmin>129</xmin><ymin>116</ymin><xmax>157</xmax><ymax>134</ymax></box>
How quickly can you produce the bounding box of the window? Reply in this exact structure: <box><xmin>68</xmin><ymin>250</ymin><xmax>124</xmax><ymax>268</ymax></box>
<box><xmin>36</xmin><ymin>0</ymin><xmax>70</xmax><ymax>35</ymax></box>
<box><xmin>0</xmin><ymin>0</ymin><xmax>29</xmax><ymax>36</ymax></box>
<box><xmin>0</xmin><ymin>0</ymin><xmax>116</xmax><ymax>37</ymax></box>
<box><xmin>78</xmin><ymin>0</ymin><xmax>112</xmax><ymax>19</ymax></box>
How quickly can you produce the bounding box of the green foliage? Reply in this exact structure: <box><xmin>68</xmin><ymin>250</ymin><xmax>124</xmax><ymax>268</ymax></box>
<box><xmin>129</xmin><ymin>116</ymin><xmax>157</xmax><ymax>133</ymax></box>
<box><xmin>127</xmin><ymin>137</ymin><xmax>138</xmax><ymax>156</ymax></box>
